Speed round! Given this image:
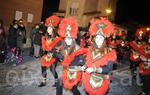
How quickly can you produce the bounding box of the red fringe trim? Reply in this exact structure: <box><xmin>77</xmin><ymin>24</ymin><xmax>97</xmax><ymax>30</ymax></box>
<box><xmin>139</xmin><ymin>45</ymin><xmax>150</xmax><ymax>59</ymax></box>
<box><xmin>89</xmin><ymin>17</ymin><xmax>114</xmax><ymax>37</ymax></box>
<box><xmin>82</xmin><ymin>73</ymin><xmax>110</xmax><ymax>95</ymax></box>
<box><xmin>129</xmin><ymin>41</ymin><xmax>142</xmax><ymax>51</ymax></box>
<box><xmin>129</xmin><ymin>52</ymin><xmax>140</xmax><ymax>62</ymax></box>
<box><xmin>58</xmin><ymin>17</ymin><xmax>78</xmax><ymax>38</ymax></box>
<box><xmin>139</xmin><ymin>62</ymin><xmax>150</xmax><ymax>76</ymax></box>
<box><xmin>86</xmin><ymin>47</ymin><xmax>116</xmax><ymax>67</ymax></box>
<box><xmin>45</xmin><ymin>15</ymin><xmax>60</xmax><ymax>27</ymax></box>
<box><xmin>62</xmin><ymin>69</ymin><xmax>82</xmax><ymax>90</ymax></box>
<box><xmin>62</xmin><ymin>48</ymin><xmax>88</xmax><ymax>67</ymax></box>
<box><xmin>42</xmin><ymin>36</ymin><xmax>46</xmax><ymax>50</ymax></box>
<box><xmin>42</xmin><ymin>37</ymin><xmax>63</xmax><ymax>51</ymax></box>
<box><xmin>41</xmin><ymin>55</ymin><xmax>56</xmax><ymax>68</ymax></box>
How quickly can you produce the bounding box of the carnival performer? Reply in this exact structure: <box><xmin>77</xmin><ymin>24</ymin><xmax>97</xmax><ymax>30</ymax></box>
<box><xmin>107</xmin><ymin>27</ymin><xmax>121</xmax><ymax>69</ymax></box>
<box><xmin>117</xmin><ymin>30</ymin><xmax>129</xmax><ymax>64</ymax></box>
<box><xmin>39</xmin><ymin>15</ymin><xmax>62</xmax><ymax>87</ymax></box>
<box><xmin>56</xmin><ymin>17</ymin><xmax>87</xmax><ymax>95</ymax></box>
<box><xmin>82</xmin><ymin>17</ymin><xmax>117</xmax><ymax>95</ymax></box>
<box><xmin>138</xmin><ymin>31</ymin><xmax>150</xmax><ymax>95</ymax></box>
<box><xmin>129</xmin><ymin>28</ymin><xmax>145</xmax><ymax>85</ymax></box>
<box><xmin>107</xmin><ymin>27</ymin><xmax>121</xmax><ymax>49</ymax></box>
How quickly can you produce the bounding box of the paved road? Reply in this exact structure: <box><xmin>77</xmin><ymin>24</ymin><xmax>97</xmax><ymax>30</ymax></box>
<box><xmin>0</xmin><ymin>51</ymin><xmax>141</xmax><ymax>95</ymax></box>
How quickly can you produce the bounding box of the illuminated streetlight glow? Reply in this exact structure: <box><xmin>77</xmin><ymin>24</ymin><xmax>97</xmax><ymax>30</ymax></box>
<box><xmin>105</xmin><ymin>9</ymin><xmax>112</xmax><ymax>14</ymax></box>
<box><xmin>146</xmin><ymin>27</ymin><xmax>150</xmax><ymax>31</ymax></box>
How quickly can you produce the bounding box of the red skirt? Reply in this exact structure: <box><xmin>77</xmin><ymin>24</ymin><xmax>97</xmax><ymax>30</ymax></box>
<box><xmin>139</xmin><ymin>62</ymin><xmax>150</xmax><ymax>76</ymax></box>
<box><xmin>41</xmin><ymin>55</ymin><xmax>55</xmax><ymax>68</ymax></box>
<box><xmin>62</xmin><ymin>69</ymin><xmax>82</xmax><ymax>90</ymax></box>
<box><xmin>82</xmin><ymin>73</ymin><xmax>110</xmax><ymax>95</ymax></box>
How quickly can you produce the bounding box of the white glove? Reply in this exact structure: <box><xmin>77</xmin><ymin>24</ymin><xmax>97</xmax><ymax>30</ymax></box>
<box><xmin>97</xmin><ymin>67</ymin><xmax>102</xmax><ymax>73</ymax></box>
<box><xmin>140</xmin><ymin>55</ymin><xmax>147</xmax><ymax>61</ymax></box>
<box><xmin>86</xmin><ymin>68</ymin><xmax>94</xmax><ymax>74</ymax></box>
<box><xmin>81</xmin><ymin>65</ymin><xmax>86</xmax><ymax>71</ymax></box>
<box><xmin>47</xmin><ymin>53</ymin><xmax>52</xmax><ymax>57</ymax></box>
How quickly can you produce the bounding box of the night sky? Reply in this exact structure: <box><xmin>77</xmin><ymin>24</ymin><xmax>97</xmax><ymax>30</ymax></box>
<box><xmin>115</xmin><ymin>0</ymin><xmax>150</xmax><ymax>26</ymax></box>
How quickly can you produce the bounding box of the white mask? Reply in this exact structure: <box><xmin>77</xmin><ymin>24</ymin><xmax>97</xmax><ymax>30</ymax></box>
<box><xmin>66</xmin><ymin>25</ymin><xmax>72</xmax><ymax>32</ymax></box>
<box><xmin>95</xmin><ymin>35</ymin><xmax>105</xmax><ymax>48</ymax></box>
<box><xmin>47</xmin><ymin>26</ymin><xmax>53</xmax><ymax>35</ymax></box>
<box><xmin>35</xmin><ymin>25</ymin><xmax>39</xmax><ymax>29</ymax></box>
<box><xmin>13</xmin><ymin>24</ymin><xmax>18</xmax><ymax>29</ymax></box>
<box><xmin>65</xmin><ymin>37</ymin><xmax>73</xmax><ymax>46</ymax></box>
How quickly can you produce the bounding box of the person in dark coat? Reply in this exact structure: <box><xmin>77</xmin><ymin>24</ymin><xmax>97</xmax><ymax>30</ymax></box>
<box><xmin>0</xmin><ymin>28</ymin><xmax>7</xmax><ymax>63</ymax></box>
<box><xmin>33</xmin><ymin>29</ymin><xmax>43</xmax><ymax>58</ymax></box>
<box><xmin>8</xmin><ymin>23</ymin><xmax>18</xmax><ymax>49</ymax></box>
<box><xmin>17</xmin><ymin>19</ymin><xmax>26</xmax><ymax>50</ymax></box>
<box><xmin>29</xmin><ymin>24</ymin><xmax>39</xmax><ymax>56</ymax></box>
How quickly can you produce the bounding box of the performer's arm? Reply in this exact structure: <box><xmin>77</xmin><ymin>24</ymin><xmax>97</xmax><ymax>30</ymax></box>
<box><xmin>71</xmin><ymin>55</ymin><xmax>85</xmax><ymax>66</ymax></box>
<box><xmin>95</xmin><ymin>61</ymin><xmax>113</xmax><ymax>74</ymax></box>
<box><xmin>101</xmin><ymin>61</ymin><xmax>113</xmax><ymax>74</ymax></box>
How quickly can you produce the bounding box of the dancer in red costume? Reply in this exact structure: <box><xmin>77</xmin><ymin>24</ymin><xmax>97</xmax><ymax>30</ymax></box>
<box><xmin>39</xmin><ymin>15</ymin><xmax>63</xmax><ymax>87</ymax></box>
<box><xmin>82</xmin><ymin>17</ymin><xmax>117</xmax><ymax>95</ymax></box>
<box><xmin>107</xmin><ymin>27</ymin><xmax>121</xmax><ymax>49</ymax></box>
<box><xmin>138</xmin><ymin>31</ymin><xmax>150</xmax><ymax>95</ymax></box>
<box><xmin>129</xmin><ymin>28</ymin><xmax>146</xmax><ymax>84</ymax></box>
<box><xmin>107</xmin><ymin>27</ymin><xmax>121</xmax><ymax>69</ymax></box>
<box><xmin>56</xmin><ymin>17</ymin><xmax>87</xmax><ymax>95</ymax></box>
<box><xmin>117</xmin><ymin>30</ymin><xmax>129</xmax><ymax>64</ymax></box>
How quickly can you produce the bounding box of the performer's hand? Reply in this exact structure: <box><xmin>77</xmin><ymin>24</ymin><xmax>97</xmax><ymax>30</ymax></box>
<box><xmin>1</xmin><ymin>51</ymin><xmax>4</xmax><ymax>53</ymax></box>
<box><xmin>140</xmin><ymin>55</ymin><xmax>147</xmax><ymax>61</ymax></box>
<box><xmin>47</xmin><ymin>53</ymin><xmax>53</xmax><ymax>57</ymax></box>
<box><xmin>81</xmin><ymin>65</ymin><xmax>86</xmax><ymax>72</ymax></box>
<box><xmin>86</xmin><ymin>68</ymin><xmax>94</xmax><ymax>74</ymax></box>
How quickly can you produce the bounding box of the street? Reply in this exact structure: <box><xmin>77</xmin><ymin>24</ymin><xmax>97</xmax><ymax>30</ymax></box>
<box><xmin>0</xmin><ymin>50</ymin><xmax>141</xmax><ymax>95</ymax></box>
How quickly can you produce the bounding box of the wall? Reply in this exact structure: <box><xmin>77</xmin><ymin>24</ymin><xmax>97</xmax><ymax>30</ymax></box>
<box><xmin>59</xmin><ymin>0</ymin><xmax>67</xmax><ymax>11</ymax></box>
<box><xmin>109</xmin><ymin>0</ymin><xmax>117</xmax><ymax>20</ymax></box>
<box><xmin>0</xmin><ymin>0</ymin><xmax>43</xmax><ymax>37</ymax></box>
<box><xmin>97</xmin><ymin>0</ymin><xmax>109</xmax><ymax>16</ymax></box>
<box><xmin>84</xmin><ymin>0</ymin><xmax>98</xmax><ymax>13</ymax></box>
<box><xmin>97</xmin><ymin>0</ymin><xmax>116</xmax><ymax>20</ymax></box>
<box><xmin>56</xmin><ymin>0</ymin><xmax>116</xmax><ymax>27</ymax></box>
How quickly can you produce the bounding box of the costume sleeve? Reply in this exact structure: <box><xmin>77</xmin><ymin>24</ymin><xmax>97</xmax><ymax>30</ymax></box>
<box><xmin>70</xmin><ymin>55</ymin><xmax>85</xmax><ymax>66</ymax></box>
<box><xmin>55</xmin><ymin>52</ymin><xmax>63</xmax><ymax>62</ymax></box>
<box><xmin>101</xmin><ymin>61</ymin><xmax>113</xmax><ymax>74</ymax></box>
<box><xmin>41</xmin><ymin>36</ymin><xmax>46</xmax><ymax>50</ymax></box>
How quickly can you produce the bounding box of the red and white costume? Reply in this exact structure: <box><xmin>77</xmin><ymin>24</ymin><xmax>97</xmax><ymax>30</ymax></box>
<box><xmin>57</xmin><ymin>17</ymin><xmax>88</xmax><ymax>90</ymax></box>
<box><xmin>40</xmin><ymin>15</ymin><xmax>62</xmax><ymax>68</ymax></box>
<box><xmin>82</xmin><ymin>17</ymin><xmax>117</xmax><ymax>95</ymax></box>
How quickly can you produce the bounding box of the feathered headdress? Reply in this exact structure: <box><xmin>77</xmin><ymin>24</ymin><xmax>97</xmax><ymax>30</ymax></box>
<box><xmin>135</xmin><ymin>28</ymin><xmax>145</xmax><ymax>37</ymax></box>
<box><xmin>45</xmin><ymin>15</ymin><xmax>60</xmax><ymax>27</ymax></box>
<box><xmin>88</xmin><ymin>17</ymin><xmax>114</xmax><ymax>37</ymax></box>
<box><xmin>58</xmin><ymin>17</ymin><xmax>78</xmax><ymax>38</ymax></box>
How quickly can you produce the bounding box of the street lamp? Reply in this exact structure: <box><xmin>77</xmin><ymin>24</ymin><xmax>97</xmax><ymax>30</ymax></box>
<box><xmin>146</xmin><ymin>27</ymin><xmax>150</xmax><ymax>31</ymax></box>
<box><xmin>105</xmin><ymin>9</ymin><xmax>112</xmax><ymax>20</ymax></box>
<box><xmin>105</xmin><ymin>9</ymin><xmax>112</xmax><ymax>14</ymax></box>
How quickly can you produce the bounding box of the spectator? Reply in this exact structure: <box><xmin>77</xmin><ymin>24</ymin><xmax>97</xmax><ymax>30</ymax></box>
<box><xmin>33</xmin><ymin>28</ymin><xmax>43</xmax><ymax>58</ymax></box>
<box><xmin>0</xmin><ymin>28</ymin><xmax>7</xmax><ymax>63</ymax></box>
<box><xmin>8</xmin><ymin>23</ymin><xmax>18</xmax><ymax>49</ymax></box>
<box><xmin>29</xmin><ymin>24</ymin><xmax>39</xmax><ymax>56</ymax></box>
<box><xmin>17</xmin><ymin>19</ymin><xmax>26</xmax><ymax>50</ymax></box>
<box><xmin>39</xmin><ymin>21</ymin><xmax>46</xmax><ymax>35</ymax></box>
<box><xmin>0</xmin><ymin>19</ymin><xmax>4</xmax><ymax>30</ymax></box>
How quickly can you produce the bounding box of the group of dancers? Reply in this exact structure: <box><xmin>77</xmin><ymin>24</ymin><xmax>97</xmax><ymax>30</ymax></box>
<box><xmin>37</xmin><ymin>15</ymin><xmax>150</xmax><ymax>95</ymax></box>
